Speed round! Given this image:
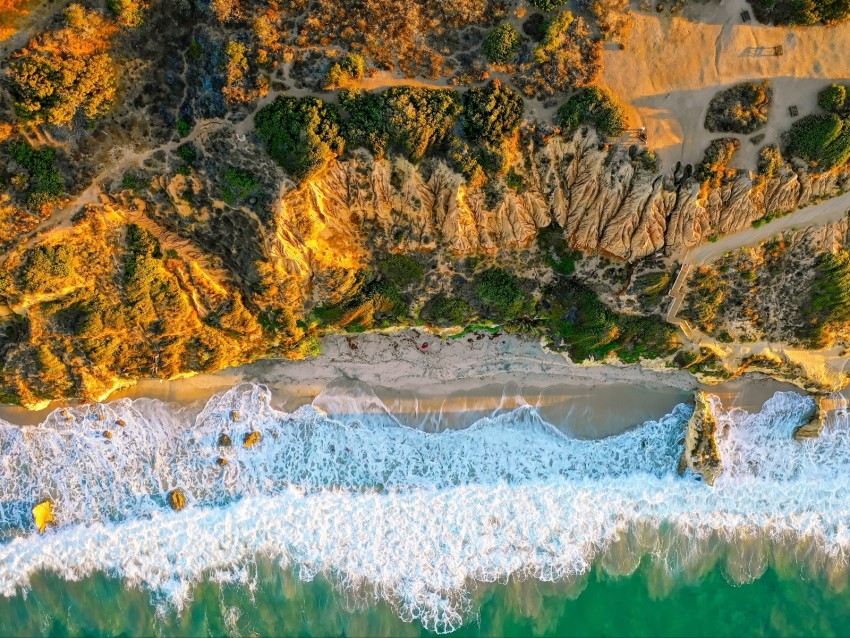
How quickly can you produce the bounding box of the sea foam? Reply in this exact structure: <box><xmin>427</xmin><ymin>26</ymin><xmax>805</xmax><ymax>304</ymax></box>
<box><xmin>0</xmin><ymin>383</ymin><xmax>846</xmax><ymax>632</ymax></box>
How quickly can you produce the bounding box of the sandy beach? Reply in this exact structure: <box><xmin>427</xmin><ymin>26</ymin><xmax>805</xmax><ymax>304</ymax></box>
<box><xmin>0</xmin><ymin>329</ymin><xmax>809</xmax><ymax>433</ymax></box>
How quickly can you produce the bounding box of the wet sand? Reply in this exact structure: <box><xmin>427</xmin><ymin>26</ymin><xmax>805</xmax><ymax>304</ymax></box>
<box><xmin>0</xmin><ymin>330</ymin><xmax>813</xmax><ymax>435</ymax></box>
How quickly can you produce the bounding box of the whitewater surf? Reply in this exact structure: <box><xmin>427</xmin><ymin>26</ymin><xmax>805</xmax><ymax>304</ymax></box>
<box><xmin>0</xmin><ymin>383</ymin><xmax>847</xmax><ymax>633</ymax></box>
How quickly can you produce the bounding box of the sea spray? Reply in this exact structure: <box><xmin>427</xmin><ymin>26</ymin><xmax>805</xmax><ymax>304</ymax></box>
<box><xmin>2</xmin><ymin>384</ymin><xmax>848</xmax><ymax>632</ymax></box>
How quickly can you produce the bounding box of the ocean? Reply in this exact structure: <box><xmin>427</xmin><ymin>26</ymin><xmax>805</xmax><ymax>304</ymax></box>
<box><xmin>0</xmin><ymin>382</ymin><xmax>849</xmax><ymax>636</ymax></box>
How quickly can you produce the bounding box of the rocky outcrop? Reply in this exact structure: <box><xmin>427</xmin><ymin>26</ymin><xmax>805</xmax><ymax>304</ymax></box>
<box><xmin>167</xmin><ymin>488</ymin><xmax>186</xmax><ymax>511</ymax></box>
<box><xmin>794</xmin><ymin>396</ymin><xmax>827</xmax><ymax>441</ymax></box>
<box><xmin>243</xmin><ymin>431</ymin><xmax>261</xmax><ymax>448</ymax></box>
<box><xmin>273</xmin><ymin>129</ymin><xmax>850</xmax><ymax>275</ymax></box>
<box><xmin>32</xmin><ymin>499</ymin><xmax>55</xmax><ymax>533</ymax></box>
<box><xmin>679</xmin><ymin>391</ymin><xmax>723</xmax><ymax>485</ymax></box>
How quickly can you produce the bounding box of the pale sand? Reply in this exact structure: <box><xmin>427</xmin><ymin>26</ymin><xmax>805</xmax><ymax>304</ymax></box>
<box><xmin>601</xmin><ymin>0</ymin><xmax>850</xmax><ymax>170</ymax></box>
<box><xmin>0</xmin><ymin>330</ymin><xmax>808</xmax><ymax>435</ymax></box>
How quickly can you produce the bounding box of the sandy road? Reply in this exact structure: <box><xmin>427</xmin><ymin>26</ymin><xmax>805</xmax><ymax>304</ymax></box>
<box><xmin>687</xmin><ymin>189</ymin><xmax>850</xmax><ymax>265</ymax></box>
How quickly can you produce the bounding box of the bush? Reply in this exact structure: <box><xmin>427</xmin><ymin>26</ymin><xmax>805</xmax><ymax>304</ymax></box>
<box><xmin>542</xmin><ymin>279</ymin><xmax>678</xmax><ymax>362</ymax></box>
<box><xmin>8</xmin><ymin>141</ymin><xmax>64</xmax><ymax>210</ymax></box>
<box><xmin>107</xmin><ymin>0</ymin><xmax>148</xmax><ymax>27</ymax></box>
<box><xmin>530</xmin><ymin>0</ymin><xmax>568</xmax><ymax>10</ymax></box>
<box><xmin>818</xmin><ymin>84</ymin><xmax>847</xmax><ymax>113</ymax></box>
<box><xmin>19</xmin><ymin>245</ymin><xmax>74</xmax><ymax>293</ymax></box>
<box><xmin>695</xmin><ymin>138</ymin><xmax>740</xmax><ymax>184</ymax></box>
<box><xmin>324</xmin><ymin>53</ymin><xmax>366</xmax><ymax>88</ymax></box>
<box><xmin>339</xmin><ymin>87</ymin><xmax>461</xmax><ymax>162</ymax></box>
<box><xmin>704</xmin><ymin>81</ymin><xmax>772</xmax><ymax>134</ymax></box>
<box><xmin>556</xmin><ymin>87</ymin><xmax>627</xmax><ymax>137</ymax></box>
<box><xmin>421</xmin><ymin>294</ymin><xmax>475</xmax><ymax>326</ymax></box>
<box><xmin>255</xmin><ymin>96</ymin><xmax>345</xmax><ymax>182</ymax></box>
<box><xmin>810</xmin><ymin>250</ymin><xmax>850</xmax><ymax>345</ymax></box>
<box><xmin>462</xmin><ymin>80</ymin><xmax>525</xmax><ymax>147</ymax></box>
<box><xmin>530</xmin><ymin>12</ymin><xmax>602</xmax><ymax>94</ymax></box>
<box><xmin>483</xmin><ymin>23</ymin><xmax>521</xmax><ymax>64</ymax></box>
<box><xmin>474</xmin><ymin>268</ymin><xmax>528</xmax><ymax>321</ymax></box>
<box><xmin>377</xmin><ymin>254</ymin><xmax>424</xmax><ymax>288</ymax></box>
<box><xmin>221</xmin><ymin>167</ymin><xmax>259</xmax><ymax>203</ymax></box>
<box><xmin>757</xmin><ymin>144</ymin><xmax>783</xmax><ymax>178</ymax></box>
<box><xmin>787</xmin><ymin>113</ymin><xmax>850</xmax><ymax>169</ymax></box>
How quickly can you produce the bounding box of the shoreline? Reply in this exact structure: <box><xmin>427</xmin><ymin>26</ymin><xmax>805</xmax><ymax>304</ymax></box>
<box><xmin>0</xmin><ymin>330</ymin><xmax>809</xmax><ymax>429</ymax></box>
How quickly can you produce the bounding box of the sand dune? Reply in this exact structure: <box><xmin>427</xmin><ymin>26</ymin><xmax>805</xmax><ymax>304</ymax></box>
<box><xmin>602</xmin><ymin>0</ymin><xmax>850</xmax><ymax>170</ymax></box>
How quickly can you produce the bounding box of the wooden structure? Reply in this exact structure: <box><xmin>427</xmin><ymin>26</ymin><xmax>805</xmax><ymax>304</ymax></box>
<box><xmin>774</xmin><ymin>45</ymin><xmax>784</xmax><ymax>56</ymax></box>
<box><xmin>741</xmin><ymin>10</ymin><xmax>751</xmax><ymax>21</ymax></box>
<box><xmin>789</xmin><ymin>105</ymin><xmax>799</xmax><ymax>117</ymax></box>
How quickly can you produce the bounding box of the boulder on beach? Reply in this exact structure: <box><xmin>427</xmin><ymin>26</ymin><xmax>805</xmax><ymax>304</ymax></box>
<box><xmin>243</xmin><ymin>431</ymin><xmax>261</xmax><ymax>448</ymax></box>
<box><xmin>678</xmin><ymin>391</ymin><xmax>723</xmax><ymax>485</ymax></box>
<box><xmin>32</xmin><ymin>499</ymin><xmax>55</xmax><ymax>533</ymax></box>
<box><xmin>167</xmin><ymin>488</ymin><xmax>186</xmax><ymax>511</ymax></box>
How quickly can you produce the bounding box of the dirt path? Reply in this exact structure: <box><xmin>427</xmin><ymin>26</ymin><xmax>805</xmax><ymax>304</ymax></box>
<box><xmin>687</xmin><ymin>189</ymin><xmax>850</xmax><ymax>265</ymax></box>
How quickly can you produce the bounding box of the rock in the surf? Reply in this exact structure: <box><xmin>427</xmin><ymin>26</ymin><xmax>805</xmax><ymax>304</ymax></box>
<box><xmin>32</xmin><ymin>499</ymin><xmax>55</xmax><ymax>533</ymax></box>
<box><xmin>794</xmin><ymin>399</ymin><xmax>825</xmax><ymax>441</ymax></box>
<box><xmin>678</xmin><ymin>391</ymin><xmax>723</xmax><ymax>485</ymax></box>
<box><xmin>217</xmin><ymin>433</ymin><xmax>233</xmax><ymax>447</ymax></box>
<box><xmin>167</xmin><ymin>488</ymin><xmax>186</xmax><ymax>511</ymax></box>
<box><xmin>243</xmin><ymin>431</ymin><xmax>261</xmax><ymax>448</ymax></box>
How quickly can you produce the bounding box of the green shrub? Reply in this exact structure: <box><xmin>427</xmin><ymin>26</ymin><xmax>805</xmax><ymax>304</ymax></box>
<box><xmin>757</xmin><ymin>144</ymin><xmax>783</xmax><ymax>178</ymax></box>
<box><xmin>818</xmin><ymin>84</ymin><xmax>847</xmax><ymax>113</ymax></box>
<box><xmin>787</xmin><ymin>113</ymin><xmax>850</xmax><ymax>169</ymax></box>
<box><xmin>474</xmin><ymin>267</ymin><xmax>528</xmax><ymax>321</ymax></box>
<box><xmin>462</xmin><ymin>80</ymin><xmax>524</xmax><ymax>147</ymax></box>
<box><xmin>695</xmin><ymin>138</ymin><xmax>740</xmax><ymax>184</ymax></box>
<box><xmin>704</xmin><ymin>81</ymin><xmax>772</xmax><ymax>134</ymax></box>
<box><xmin>529</xmin><ymin>0</ymin><xmax>567</xmax><ymax>10</ymax></box>
<box><xmin>339</xmin><ymin>87</ymin><xmax>462</xmax><ymax>161</ymax></box>
<box><xmin>556</xmin><ymin>87</ymin><xmax>627</xmax><ymax>137</ymax></box>
<box><xmin>221</xmin><ymin>167</ymin><xmax>259</xmax><ymax>203</ymax></box>
<box><xmin>421</xmin><ymin>294</ymin><xmax>475</xmax><ymax>326</ymax></box>
<box><xmin>176</xmin><ymin>119</ymin><xmax>191</xmax><ymax>137</ymax></box>
<box><xmin>382</xmin><ymin>87</ymin><xmax>462</xmax><ymax>161</ymax></box>
<box><xmin>176</xmin><ymin>143</ymin><xmax>198</xmax><ymax>167</ymax></box>
<box><xmin>377</xmin><ymin>254</ymin><xmax>424</xmax><ymax>288</ymax></box>
<box><xmin>542</xmin><ymin>279</ymin><xmax>678</xmax><ymax>362</ymax></box>
<box><xmin>255</xmin><ymin>96</ymin><xmax>344</xmax><ymax>182</ymax></box>
<box><xmin>18</xmin><ymin>245</ymin><xmax>74</xmax><ymax>293</ymax></box>
<box><xmin>810</xmin><ymin>249</ymin><xmax>850</xmax><ymax>345</ymax></box>
<box><xmin>8</xmin><ymin>141</ymin><xmax>64</xmax><ymax>210</ymax></box>
<box><xmin>483</xmin><ymin>23</ymin><xmax>521</xmax><ymax>64</ymax></box>
<box><xmin>324</xmin><ymin>53</ymin><xmax>366</xmax><ymax>88</ymax></box>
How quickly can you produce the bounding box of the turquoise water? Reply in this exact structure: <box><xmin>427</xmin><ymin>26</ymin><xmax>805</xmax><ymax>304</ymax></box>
<box><xmin>2</xmin><ymin>562</ymin><xmax>849</xmax><ymax>637</ymax></box>
<box><xmin>1</xmin><ymin>383</ymin><xmax>850</xmax><ymax>636</ymax></box>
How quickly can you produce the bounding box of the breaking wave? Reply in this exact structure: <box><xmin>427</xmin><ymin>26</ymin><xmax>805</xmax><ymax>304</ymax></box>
<box><xmin>0</xmin><ymin>383</ymin><xmax>847</xmax><ymax>632</ymax></box>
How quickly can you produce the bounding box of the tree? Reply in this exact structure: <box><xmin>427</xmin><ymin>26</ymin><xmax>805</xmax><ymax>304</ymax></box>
<box><xmin>556</xmin><ymin>86</ymin><xmax>627</xmax><ymax>137</ymax></box>
<box><xmin>483</xmin><ymin>23</ymin><xmax>521</xmax><ymax>64</ymax></box>
<box><xmin>462</xmin><ymin>80</ymin><xmax>524</xmax><ymax>145</ymax></box>
<box><xmin>255</xmin><ymin>96</ymin><xmax>345</xmax><ymax>182</ymax></box>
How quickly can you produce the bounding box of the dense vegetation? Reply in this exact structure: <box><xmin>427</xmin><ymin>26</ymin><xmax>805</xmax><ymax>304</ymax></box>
<box><xmin>810</xmin><ymin>250</ymin><xmax>850</xmax><ymax>346</ymax></box>
<box><xmin>7</xmin><ymin>5</ymin><xmax>117</xmax><ymax>125</ymax></box>
<box><xmin>255</xmin><ymin>96</ymin><xmax>345</xmax><ymax>182</ymax></box>
<box><xmin>704</xmin><ymin>81</ymin><xmax>772</xmax><ymax>134</ymax></box>
<box><xmin>556</xmin><ymin>87</ymin><xmax>628</xmax><ymax>137</ymax></box>
<box><xmin>7</xmin><ymin>141</ymin><xmax>64</xmax><ymax>211</ymax></box>
<box><xmin>786</xmin><ymin>113</ymin><xmax>850</xmax><ymax>169</ymax></box>
<box><xmin>750</xmin><ymin>0</ymin><xmax>850</xmax><ymax>25</ymax></box>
